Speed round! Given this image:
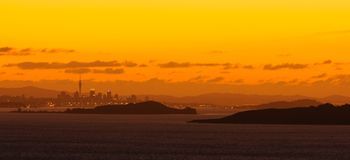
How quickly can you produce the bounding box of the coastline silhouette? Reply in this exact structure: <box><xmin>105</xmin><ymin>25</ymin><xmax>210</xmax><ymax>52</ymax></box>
<box><xmin>15</xmin><ymin>101</ymin><xmax>197</xmax><ymax>115</ymax></box>
<box><xmin>190</xmin><ymin>103</ymin><xmax>350</xmax><ymax>125</ymax></box>
<box><xmin>66</xmin><ymin>101</ymin><xmax>197</xmax><ymax>114</ymax></box>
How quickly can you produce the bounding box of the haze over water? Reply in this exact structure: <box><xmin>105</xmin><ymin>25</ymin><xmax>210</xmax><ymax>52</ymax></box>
<box><xmin>1</xmin><ymin>113</ymin><xmax>350</xmax><ymax>160</ymax></box>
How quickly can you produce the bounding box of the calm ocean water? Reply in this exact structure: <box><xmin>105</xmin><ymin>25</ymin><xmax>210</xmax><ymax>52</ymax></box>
<box><xmin>1</xmin><ymin>113</ymin><xmax>350</xmax><ymax>160</ymax></box>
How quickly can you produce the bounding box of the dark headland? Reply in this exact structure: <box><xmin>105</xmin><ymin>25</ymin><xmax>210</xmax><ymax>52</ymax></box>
<box><xmin>190</xmin><ymin>103</ymin><xmax>350</xmax><ymax>125</ymax></box>
<box><xmin>65</xmin><ymin>101</ymin><xmax>197</xmax><ymax>114</ymax></box>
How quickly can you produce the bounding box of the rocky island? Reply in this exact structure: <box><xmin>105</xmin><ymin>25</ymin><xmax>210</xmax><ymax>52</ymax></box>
<box><xmin>190</xmin><ymin>103</ymin><xmax>350</xmax><ymax>125</ymax></box>
<box><xmin>65</xmin><ymin>101</ymin><xmax>197</xmax><ymax>114</ymax></box>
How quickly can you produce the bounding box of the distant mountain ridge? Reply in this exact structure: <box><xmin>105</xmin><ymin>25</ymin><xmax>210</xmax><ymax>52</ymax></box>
<box><xmin>146</xmin><ymin>93</ymin><xmax>311</xmax><ymax>106</ymax></box>
<box><xmin>318</xmin><ymin>95</ymin><xmax>350</xmax><ymax>105</ymax></box>
<box><xmin>245</xmin><ymin>99</ymin><xmax>322</xmax><ymax>110</ymax></box>
<box><xmin>0</xmin><ymin>86</ymin><xmax>59</xmax><ymax>98</ymax></box>
<box><xmin>145</xmin><ymin>93</ymin><xmax>350</xmax><ymax>106</ymax></box>
<box><xmin>2</xmin><ymin>86</ymin><xmax>350</xmax><ymax>105</ymax></box>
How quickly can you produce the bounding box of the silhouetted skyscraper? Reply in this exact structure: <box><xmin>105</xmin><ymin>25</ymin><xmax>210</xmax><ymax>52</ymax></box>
<box><xmin>79</xmin><ymin>75</ymin><xmax>82</xmax><ymax>97</ymax></box>
<box><xmin>107</xmin><ymin>90</ymin><xmax>112</xmax><ymax>99</ymax></box>
<box><xmin>90</xmin><ymin>89</ymin><xmax>96</xmax><ymax>98</ymax></box>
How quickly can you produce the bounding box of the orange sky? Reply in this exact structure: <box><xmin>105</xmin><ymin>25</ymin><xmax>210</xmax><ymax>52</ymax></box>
<box><xmin>1</xmin><ymin>0</ymin><xmax>350</xmax><ymax>96</ymax></box>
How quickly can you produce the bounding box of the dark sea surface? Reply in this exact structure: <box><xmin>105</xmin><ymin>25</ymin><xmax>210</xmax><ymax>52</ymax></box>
<box><xmin>1</xmin><ymin>113</ymin><xmax>350</xmax><ymax>160</ymax></box>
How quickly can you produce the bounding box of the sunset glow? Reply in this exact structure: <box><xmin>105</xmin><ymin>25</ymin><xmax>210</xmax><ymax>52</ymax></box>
<box><xmin>1</xmin><ymin>0</ymin><xmax>350</xmax><ymax>96</ymax></box>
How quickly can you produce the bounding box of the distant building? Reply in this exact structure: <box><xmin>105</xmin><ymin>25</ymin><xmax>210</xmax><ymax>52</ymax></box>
<box><xmin>73</xmin><ymin>91</ymin><xmax>79</xmax><ymax>99</ymax></box>
<box><xmin>57</xmin><ymin>91</ymin><xmax>72</xmax><ymax>106</ymax></box>
<box><xmin>89</xmin><ymin>89</ymin><xmax>96</xmax><ymax>98</ymax></box>
<box><xmin>127</xmin><ymin>95</ymin><xmax>137</xmax><ymax>104</ymax></box>
<box><xmin>97</xmin><ymin>92</ymin><xmax>103</xmax><ymax>101</ymax></box>
<box><xmin>79</xmin><ymin>75</ymin><xmax>82</xmax><ymax>97</ymax></box>
<box><xmin>107</xmin><ymin>90</ymin><xmax>112</xmax><ymax>99</ymax></box>
<box><xmin>114</xmin><ymin>94</ymin><xmax>119</xmax><ymax>102</ymax></box>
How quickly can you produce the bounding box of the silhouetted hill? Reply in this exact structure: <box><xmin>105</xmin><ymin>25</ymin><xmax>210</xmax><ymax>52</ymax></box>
<box><xmin>190</xmin><ymin>103</ymin><xmax>350</xmax><ymax>125</ymax></box>
<box><xmin>0</xmin><ymin>86</ymin><xmax>59</xmax><ymax>98</ymax></box>
<box><xmin>245</xmin><ymin>99</ymin><xmax>322</xmax><ymax>110</ymax></box>
<box><xmin>145</xmin><ymin>93</ymin><xmax>310</xmax><ymax>106</ymax></box>
<box><xmin>65</xmin><ymin>101</ymin><xmax>197</xmax><ymax>114</ymax></box>
<box><xmin>318</xmin><ymin>95</ymin><xmax>350</xmax><ymax>105</ymax></box>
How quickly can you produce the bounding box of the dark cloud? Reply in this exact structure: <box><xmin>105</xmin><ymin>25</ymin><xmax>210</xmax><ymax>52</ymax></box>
<box><xmin>323</xmin><ymin>60</ymin><xmax>332</xmax><ymax>64</ymax></box>
<box><xmin>0</xmin><ymin>47</ymin><xmax>75</xmax><ymax>56</ymax></box>
<box><xmin>288</xmin><ymin>79</ymin><xmax>299</xmax><ymax>84</ymax></box>
<box><xmin>93</xmin><ymin>68</ymin><xmax>124</xmax><ymax>74</ymax></box>
<box><xmin>158</xmin><ymin>61</ymin><xmax>232</xmax><ymax>68</ymax></box>
<box><xmin>196</xmin><ymin>63</ymin><xmax>222</xmax><ymax>67</ymax></box>
<box><xmin>222</xmin><ymin>63</ymin><xmax>239</xmax><ymax>70</ymax></box>
<box><xmin>4</xmin><ymin>61</ymin><xmax>138</xmax><ymax>69</ymax></box>
<box><xmin>157</xmin><ymin>60</ymin><xmax>344</xmax><ymax>71</ymax></box>
<box><xmin>264</xmin><ymin>63</ymin><xmax>308</xmax><ymax>70</ymax></box>
<box><xmin>158</xmin><ymin>62</ymin><xmax>253</xmax><ymax>70</ymax></box>
<box><xmin>220</xmin><ymin>71</ymin><xmax>230</xmax><ymax>74</ymax></box>
<box><xmin>242</xmin><ymin>65</ymin><xmax>254</xmax><ymax>69</ymax></box>
<box><xmin>20</xmin><ymin>48</ymin><xmax>32</xmax><ymax>52</ymax></box>
<box><xmin>232</xmin><ymin>79</ymin><xmax>244</xmax><ymax>84</ymax></box>
<box><xmin>122</xmin><ymin>61</ymin><xmax>138</xmax><ymax>67</ymax></box>
<box><xmin>314</xmin><ymin>60</ymin><xmax>333</xmax><ymax>65</ymax></box>
<box><xmin>206</xmin><ymin>77</ymin><xmax>224</xmax><ymax>83</ymax></box>
<box><xmin>187</xmin><ymin>76</ymin><xmax>206</xmax><ymax>82</ymax></box>
<box><xmin>0</xmin><ymin>52</ymin><xmax>31</xmax><ymax>56</ymax></box>
<box><xmin>0</xmin><ymin>47</ymin><xmax>13</xmax><ymax>52</ymax></box>
<box><xmin>65</xmin><ymin>68</ymin><xmax>124</xmax><ymax>75</ymax></box>
<box><xmin>221</xmin><ymin>63</ymin><xmax>253</xmax><ymax>70</ymax></box>
<box><xmin>336</xmin><ymin>67</ymin><xmax>343</xmax><ymax>71</ymax></box>
<box><xmin>0</xmin><ymin>47</ymin><xmax>31</xmax><ymax>56</ymax></box>
<box><xmin>311</xmin><ymin>73</ymin><xmax>327</xmax><ymax>79</ymax></box>
<box><xmin>326</xmin><ymin>74</ymin><xmax>350</xmax><ymax>84</ymax></box>
<box><xmin>40</xmin><ymin>48</ymin><xmax>75</xmax><ymax>53</ymax></box>
<box><xmin>159</xmin><ymin>62</ymin><xmax>192</xmax><ymax>68</ymax></box>
<box><xmin>65</xmin><ymin>68</ymin><xmax>92</xmax><ymax>74</ymax></box>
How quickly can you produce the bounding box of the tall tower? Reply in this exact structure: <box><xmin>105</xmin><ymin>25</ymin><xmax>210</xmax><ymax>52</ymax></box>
<box><xmin>78</xmin><ymin>75</ymin><xmax>83</xmax><ymax>108</ymax></box>
<box><xmin>79</xmin><ymin>75</ymin><xmax>82</xmax><ymax>97</ymax></box>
